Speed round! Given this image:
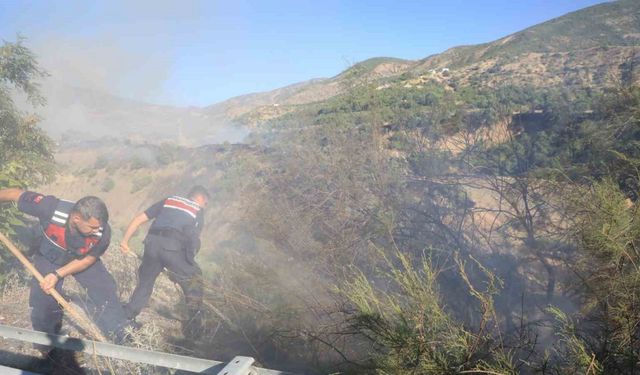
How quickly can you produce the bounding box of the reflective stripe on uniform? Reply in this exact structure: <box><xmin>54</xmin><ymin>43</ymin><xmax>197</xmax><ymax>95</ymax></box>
<box><xmin>163</xmin><ymin>197</ymin><xmax>200</xmax><ymax>219</ymax></box>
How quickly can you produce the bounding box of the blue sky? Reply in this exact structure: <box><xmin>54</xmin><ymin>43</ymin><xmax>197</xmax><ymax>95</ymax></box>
<box><xmin>1</xmin><ymin>0</ymin><xmax>608</xmax><ymax>107</ymax></box>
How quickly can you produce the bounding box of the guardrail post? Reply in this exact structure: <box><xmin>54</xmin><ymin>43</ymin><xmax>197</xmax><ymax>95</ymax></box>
<box><xmin>216</xmin><ymin>356</ymin><xmax>255</xmax><ymax>375</ymax></box>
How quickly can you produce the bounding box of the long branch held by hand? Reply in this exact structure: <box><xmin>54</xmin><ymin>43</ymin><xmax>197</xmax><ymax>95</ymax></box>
<box><xmin>0</xmin><ymin>231</ymin><xmax>106</xmax><ymax>342</ymax></box>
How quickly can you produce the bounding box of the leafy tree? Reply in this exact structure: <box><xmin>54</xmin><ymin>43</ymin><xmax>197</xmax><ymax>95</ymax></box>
<box><xmin>0</xmin><ymin>37</ymin><xmax>53</xmax><ymax>185</ymax></box>
<box><xmin>0</xmin><ymin>37</ymin><xmax>53</xmax><ymax>278</ymax></box>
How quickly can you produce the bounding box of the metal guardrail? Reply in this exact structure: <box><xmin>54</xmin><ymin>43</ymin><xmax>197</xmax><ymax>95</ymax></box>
<box><xmin>0</xmin><ymin>324</ymin><xmax>293</xmax><ymax>375</ymax></box>
<box><xmin>0</xmin><ymin>364</ymin><xmax>40</xmax><ymax>375</ymax></box>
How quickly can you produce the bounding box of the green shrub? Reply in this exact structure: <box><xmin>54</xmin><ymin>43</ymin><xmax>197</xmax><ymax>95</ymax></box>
<box><xmin>130</xmin><ymin>157</ymin><xmax>149</xmax><ymax>170</ymax></box>
<box><xmin>94</xmin><ymin>155</ymin><xmax>109</xmax><ymax>169</ymax></box>
<box><xmin>130</xmin><ymin>176</ymin><xmax>152</xmax><ymax>193</ymax></box>
<box><xmin>339</xmin><ymin>249</ymin><xmax>514</xmax><ymax>374</ymax></box>
<box><xmin>101</xmin><ymin>178</ymin><xmax>115</xmax><ymax>192</ymax></box>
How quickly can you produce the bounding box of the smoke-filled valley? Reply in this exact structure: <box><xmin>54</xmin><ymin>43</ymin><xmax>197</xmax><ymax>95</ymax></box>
<box><xmin>2</xmin><ymin>1</ymin><xmax>640</xmax><ymax>374</ymax></box>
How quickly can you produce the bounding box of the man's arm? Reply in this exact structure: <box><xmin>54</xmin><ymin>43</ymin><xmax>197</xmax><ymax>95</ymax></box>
<box><xmin>191</xmin><ymin>211</ymin><xmax>205</xmax><ymax>254</ymax></box>
<box><xmin>39</xmin><ymin>255</ymin><xmax>98</xmax><ymax>294</ymax></box>
<box><xmin>119</xmin><ymin>212</ymin><xmax>150</xmax><ymax>254</ymax></box>
<box><xmin>0</xmin><ymin>188</ymin><xmax>24</xmax><ymax>203</ymax></box>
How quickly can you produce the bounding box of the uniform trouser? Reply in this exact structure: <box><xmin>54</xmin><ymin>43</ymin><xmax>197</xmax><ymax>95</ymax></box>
<box><xmin>30</xmin><ymin>254</ymin><xmax>129</xmax><ymax>342</ymax></box>
<box><xmin>123</xmin><ymin>236</ymin><xmax>204</xmax><ymax>336</ymax></box>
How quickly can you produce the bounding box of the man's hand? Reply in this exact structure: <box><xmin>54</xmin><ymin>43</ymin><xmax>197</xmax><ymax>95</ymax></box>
<box><xmin>119</xmin><ymin>241</ymin><xmax>135</xmax><ymax>256</ymax></box>
<box><xmin>40</xmin><ymin>273</ymin><xmax>59</xmax><ymax>294</ymax></box>
<box><xmin>120</xmin><ymin>212</ymin><xmax>150</xmax><ymax>256</ymax></box>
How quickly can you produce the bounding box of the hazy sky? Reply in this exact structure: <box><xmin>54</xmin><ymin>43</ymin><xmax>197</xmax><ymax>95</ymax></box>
<box><xmin>1</xmin><ymin>0</ymin><xmax>608</xmax><ymax>107</ymax></box>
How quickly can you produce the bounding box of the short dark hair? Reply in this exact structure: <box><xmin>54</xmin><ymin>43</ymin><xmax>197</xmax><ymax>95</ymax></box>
<box><xmin>72</xmin><ymin>196</ymin><xmax>109</xmax><ymax>224</ymax></box>
<box><xmin>188</xmin><ymin>185</ymin><xmax>210</xmax><ymax>200</ymax></box>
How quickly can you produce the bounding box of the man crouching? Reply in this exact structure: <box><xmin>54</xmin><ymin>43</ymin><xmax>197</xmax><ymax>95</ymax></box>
<box><xmin>0</xmin><ymin>188</ymin><xmax>129</xmax><ymax>343</ymax></box>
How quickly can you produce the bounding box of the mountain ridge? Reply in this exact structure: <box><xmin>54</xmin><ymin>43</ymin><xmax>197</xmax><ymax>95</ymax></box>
<box><xmin>33</xmin><ymin>0</ymin><xmax>640</xmax><ymax>142</ymax></box>
<box><xmin>201</xmin><ymin>0</ymin><xmax>640</xmax><ymax>126</ymax></box>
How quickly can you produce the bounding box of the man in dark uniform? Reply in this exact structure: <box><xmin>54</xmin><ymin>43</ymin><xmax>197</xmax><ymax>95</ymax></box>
<box><xmin>0</xmin><ymin>188</ymin><xmax>129</xmax><ymax>342</ymax></box>
<box><xmin>120</xmin><ymin>185</ymin><xmax>209</xmax><ymax>337</ymax></box>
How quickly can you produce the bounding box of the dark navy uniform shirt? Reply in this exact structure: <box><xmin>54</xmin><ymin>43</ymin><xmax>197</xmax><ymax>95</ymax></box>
<box><xmin>144</xmin><ymin>196</ymin><xmax>204</xmax><ymax>252</ymax></box>
<box><xmin>17</xmin><ymin>191</ymin><xmax>111</xmax><ymax>258</ymax></box>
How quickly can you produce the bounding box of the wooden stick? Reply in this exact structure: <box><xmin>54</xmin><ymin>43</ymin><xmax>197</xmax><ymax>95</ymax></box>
<box><xmin>0</xmin><ymin>231</ymin><xmax>107</xmax><ymax>342</ymax></box>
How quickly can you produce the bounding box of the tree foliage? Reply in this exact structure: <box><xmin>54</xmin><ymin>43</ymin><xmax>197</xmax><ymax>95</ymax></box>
<box><xmin>566</xmin><ymin>179</ymin><xmax>640</xmax><ymax>372</ymax></box>
<box><xmin>0</xmin><ymin>38</ymin><xmax>53</xmax><ymax>277</ymax></box>
<box><xmin>0</xmin><ymin>37</ymin><xmax>53</xmax><ymax>188</ymax></box>
<box><xmin>340</xmin><ymin>248</ymin><xmax>517</xmax><ymax>374</ymax></box>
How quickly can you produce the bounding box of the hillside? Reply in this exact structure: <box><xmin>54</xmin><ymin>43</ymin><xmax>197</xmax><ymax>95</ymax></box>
<box><xmin>221</xmin><ymin>0</ymin><xmax>640</xmax><ymax>126</ymax></box>
<box><xmin>4</xmin><ymin>1</ymin><xmax>640</xmax><ymax>373</ymax></box>
<box><xmin>417</xmin><ymin>0</ymin><xmax>640</xmax><ymax>68</ymax></box>
<box><xmin>29</xmin><ymin>1</ymin><xmax>640</xmax><ymax>142</ymax></box>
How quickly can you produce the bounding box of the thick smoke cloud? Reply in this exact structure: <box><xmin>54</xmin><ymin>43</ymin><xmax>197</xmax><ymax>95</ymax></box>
<box><xmin>13</xmin><ymin>33</ymin><xmax>247</xmax><ymax>145</ymax></box>
<box><xmin>34</xmin><ymin>35</ymin><xmax>171</xmax><ymax>103</ymax></box>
